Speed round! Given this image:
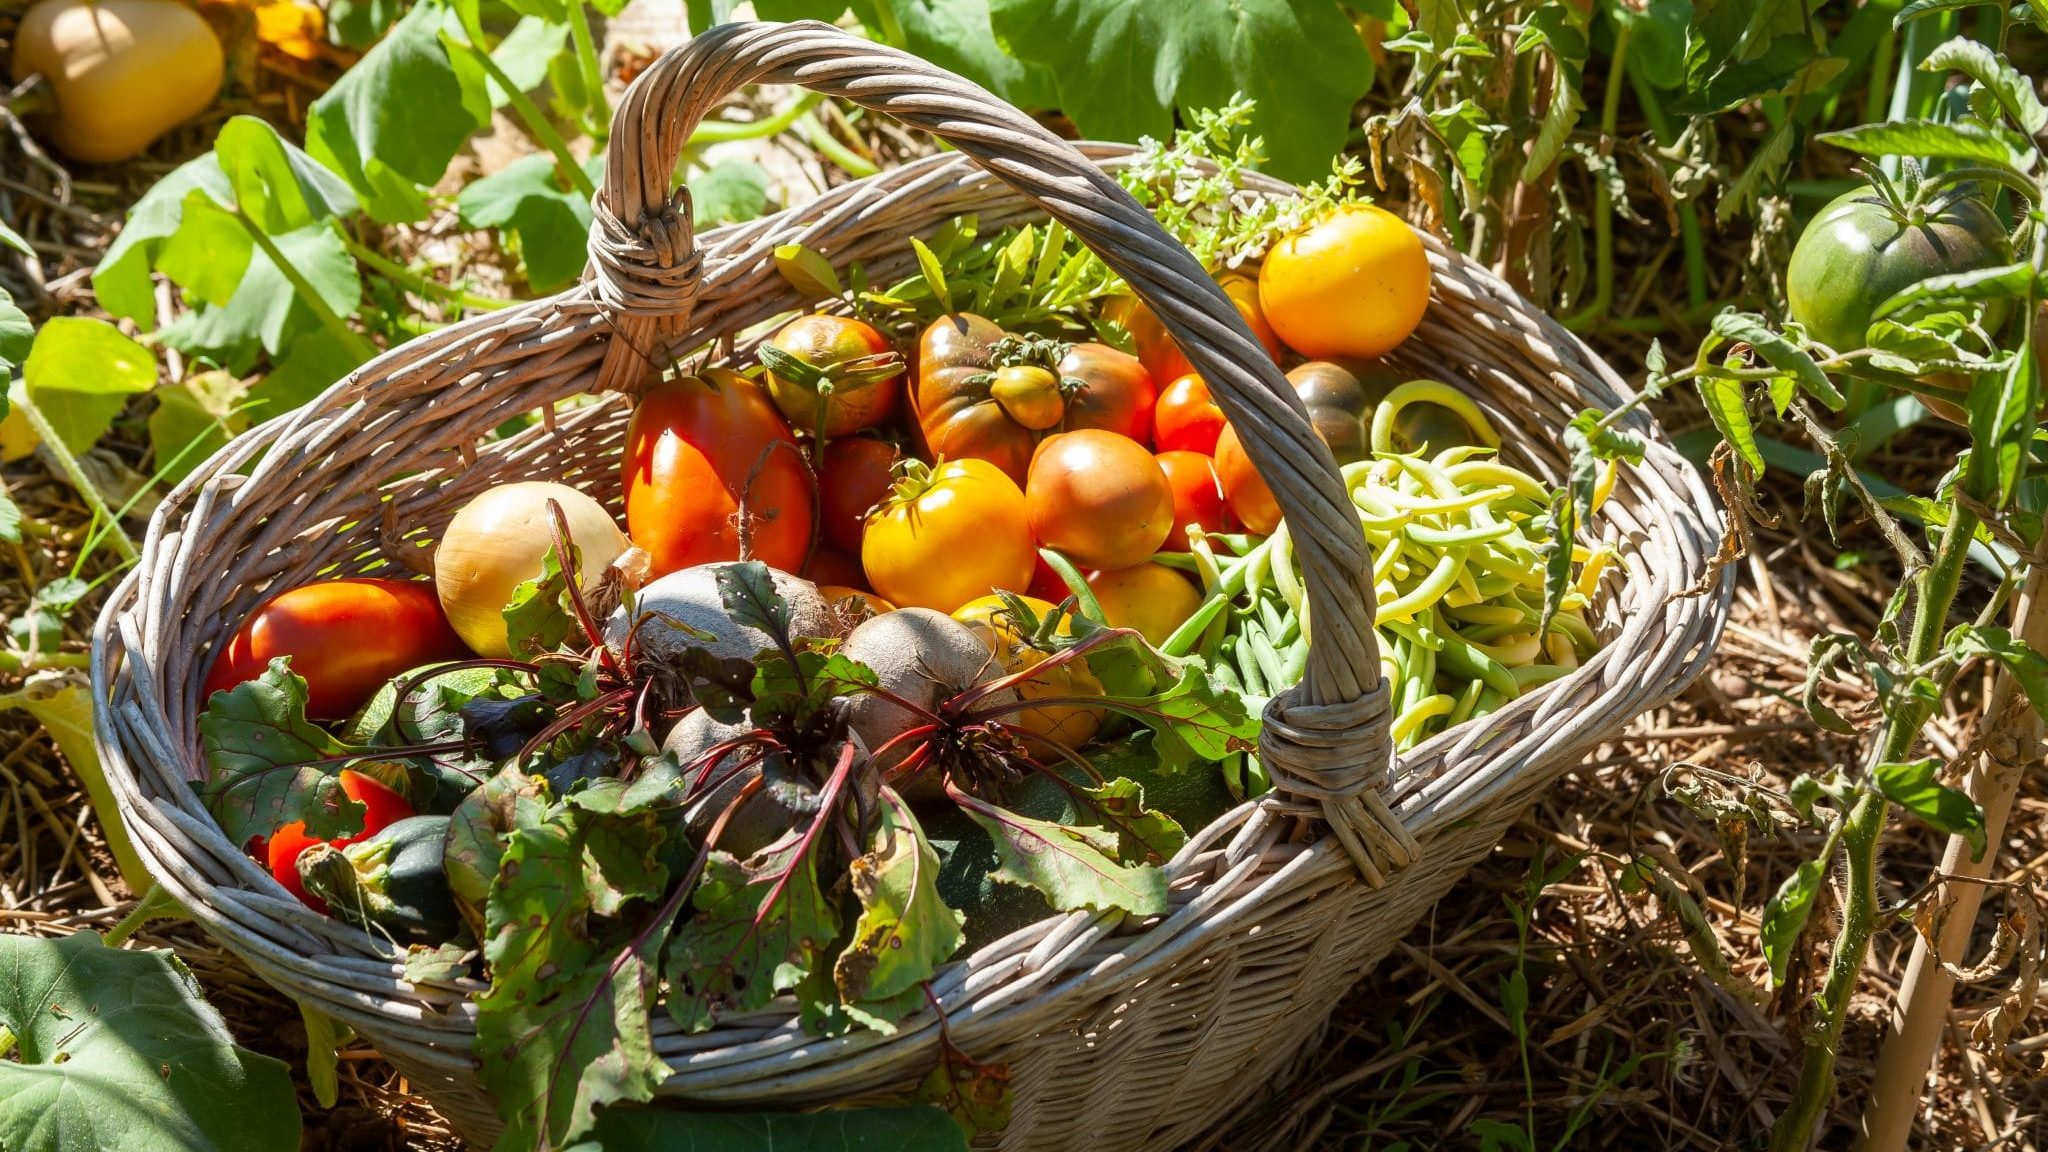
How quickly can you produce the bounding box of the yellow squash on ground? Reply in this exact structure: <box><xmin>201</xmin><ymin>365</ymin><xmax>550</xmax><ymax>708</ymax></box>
<box><xmin>10</xmin><ymin>0</ymin><xmax>224</xmax><ymax>163</ymax></box>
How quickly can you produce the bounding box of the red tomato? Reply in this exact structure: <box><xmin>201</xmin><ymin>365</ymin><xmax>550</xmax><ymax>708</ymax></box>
<box><xmin>801</xmin><ymin>545</ymin><xmax>869</xmax><ymax>589</ymax></box>
<box><xmin>1027</xmin><ymin>552</ymin><xmax>1074</xmax><ymax>602</ymax></box>
<box><xmin>201</xmin><ymin>579</ymin><xmax>467</xmax><ymax>720</ymax></box>
<box><xmin>1026</xmin><ymin>430</ymin><xmax>1174</xmax><ymax>571</ymax></box>
<box><xmin>817</xmin><ymin>436</ymin><xmax>900</xmax><ymax>555</ymax></box>
<box><xmin>1215</xmin><ymin>425</ymin><xmax>1281</xmax><ymax>535</ymax></box>
<box><xmin>1154</xmin><ymin>374</ymin><xmax>1227</xmax><ymax>455</ymax></box>
<box><xmin>623</xmin><ymin>367</ymin><xmax>814</xmax><ymax>576</ymax></box>
<box><xmin>1154</xmin><ymin>450</ymin><xmax>1236</xmax><ymax>550</ymax></box>
<box><xmin>261</xmin><ymin>770</ymin><xmax>415</xmax><ymax>912</ymax></box>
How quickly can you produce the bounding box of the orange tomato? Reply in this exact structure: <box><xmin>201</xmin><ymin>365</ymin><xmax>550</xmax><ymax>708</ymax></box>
<box><xmin>1026</xmin><ymin>430</ymin><xmax>1174</xmax><ymax>571</ymax></box>
<box><xmin>1106</xmin><ymin>273</ymin><xmax>1284</xmax><ymax>384</ymax></box>
<box><xmin>1214</xmin><ymin>425</ymin><xmax>1281</xmax><ymax>535</ymax></box>
<box><xmin>1153</xmin><ymin>450</ymin><xmax>1236</xmax><ymax>550</ymax></box>
<box><xmin>622</xmin><ymin>368</ymin><xmax>813</xmax><ymax>576</ymax></box>
<box><xmin>1259</xmin><ymin>204</ymin><xmax>1431</xmax><ymax>360</ymax></box>
<box><xmin>1153</xmin><ymin>373</ymin><xmax>1228</xmax><ymax>455</ymax></box>
<box><xmin>761</xmin><ymin>314</ymin><xmax>904</xmax><ymax>438</ymax></box>
<box><xmin>202</xmin><ymin>579</ymin><xmax>468</xmax><ymax>720</ymax></box>
<box><xmin>1087</xmin><ymin>564</ymin><xmax>1204</xmax><ymax>648</ymax></box>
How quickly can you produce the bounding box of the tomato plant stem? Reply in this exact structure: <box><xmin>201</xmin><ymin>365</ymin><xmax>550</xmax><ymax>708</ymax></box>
<box><xmin>566</xmin><ymin>0</ymin><xmax>611</xmax><ymax>144</ymax></box>
<box><xmin>342</xmin><ymin>236</ymin><xmax>515</xmax><ymax>313</ymax></box>
<box><xmin>1628</xmin><ymin>71</ymin><xmax>1708</xmax><ymax>311</ymax></box>
<box><xmin>1563</xmin><ymin>23</ymin><xmax>1630</xmax><ymax>332</ymax></box>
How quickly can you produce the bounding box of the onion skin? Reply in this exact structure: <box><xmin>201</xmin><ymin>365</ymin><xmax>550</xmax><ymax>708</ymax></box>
<box><xmin>434</xmin><ymin>481</ymin><xmax>628</xmax><ymax>657</ymax></box>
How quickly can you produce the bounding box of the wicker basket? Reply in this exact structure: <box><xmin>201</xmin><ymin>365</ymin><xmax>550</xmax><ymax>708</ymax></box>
<box><xmin>92</xmin><ymin>21</ymin><xmax>1729</xmax><ymax>1150</ymax></box>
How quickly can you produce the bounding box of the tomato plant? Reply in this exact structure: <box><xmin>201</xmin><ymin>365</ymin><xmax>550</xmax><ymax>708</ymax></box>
<box><xmin>623</xmin><ymin>368</ymin><xmax>813</xmax><ymax>577</ymax></box>
<box><xmin>201</xmin><ymin>578</ymin><xmax>468</xmax><ymax>719</ymax></box>
<box><xmin>863</xmin><ymin>457</ymin><xmax>1035</xmax><ymax>612</ymax></box>
<box><xmin>1787</xmin><ymin>181</ymin><xmax>2010</xmax><ymax>354</ymax></box>
<box><xmin>1026</xmin><ymin>430</ymin><xmax>1174</xmax><ymax>571</ymax></box>
<box><xmin>758</xmin><ymin>313</ymin><xmax>905</xmax><ymax>439</ymax></box>
<box><xmin>1260</xmin><ymin>204</ymin><xmax>1431</xmax><ymax>360</ymax></box>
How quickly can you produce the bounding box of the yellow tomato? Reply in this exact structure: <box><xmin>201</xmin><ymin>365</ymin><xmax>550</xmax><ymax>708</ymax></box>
<box><xmin>952</xmin><ymin>594</ymin><xmax>1104</xmax><ymax>752</ymax></box>
<box><xmin>1258</xmin><ymin>204</ymin><xmax>1431</xmax><ymax>360</ymax></box>
<box><xmin>862</xmin><ymin>458</ymin><xmax>1034</xmax><ymax>613</ymax></box>
<box><xmin>1086</xmin><ymin>563</ymin><xmax>1204</xmax><ymax>648</ymax></box>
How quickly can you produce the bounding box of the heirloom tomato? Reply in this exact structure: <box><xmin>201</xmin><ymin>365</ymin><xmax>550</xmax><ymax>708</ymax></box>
<box><xmin>1154</xmin><ymin>373</ymin><xmax>1227</xmax><ymax>454</ymax></box>
<box><xmin>1214</xmin><ymin>425</ymin><xmax>1280</xmax><ymax>535</ymax></box>
<box><xmin>863</xmin><ymin>458</ymin><xmax>1035</xmax><ymax>613</ymax></box>
<box><xmin>202</xmin><ymin>578</ymin><xmax>467</xmax><ymax>720</ymax></box>
<box><xmin>1260</xmin><ymin>204</ymin><xmax>1431</xmax><ymax>360</ymax></box>
<box><xmin>623</xmin><ymin>367</ymin><xmax>812</xmax><ymax>576</ymax></box>
<box><xmin>1059</xmin><ymin>342</ymin><xmax>1156</xmax><ymax>443</ymax></box>
<box><xmin>1026</xmin><ymin>430</ymin><xmax>1174</xmax><ymax>571</ymax></box>
<box><xmin>760</xmin><ymin>313</ymin><xmax>904</xmax><ymax>438</ymax></box>
<box><xmin>1104</xmin><ymin>272</ymin><xmax>1283</xmax><ymax>384</ymax></box>
<box><xmin>817</xmin><ymin>435</ymin><xmax>900</xmax><ymax>554</ymax></box>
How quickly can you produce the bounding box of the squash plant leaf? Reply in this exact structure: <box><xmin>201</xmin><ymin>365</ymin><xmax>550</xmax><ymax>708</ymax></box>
<box><xmin>458</xmin><ymin>154</ymin><xmax>603</xmax><ymax>294</ymax></box>
<box><xmin>307</xmin><ymin>0</ymin><xmax>490</xmax><ymax>222</ymax></box>
<box><xmin>585</xmin><ymin>1103</ymin><xmax>968</xmax><ymax>1152</ymax></box>
<box><xmin>19</xmin><ymin>317</ymin><xmax>157</xmax><ymax>455</ymax></box>
<box><xmin>150</xmin><ymin>370</ymin><xmax>250</xmax><ymax>487</ymax></box>
<box><xmin>93</xmin><ymin>154</ymin><xmax>235</xmax><ymax>328</ymax></box>
<box><xmin>0</xmin><ymin>933</ymin><xmax>301</xmax><ymax>1152</ymax></box>
<box><xmin>213</xmin><ymin>115</ymin><xmax>359</xmax><ymax>233</ymax></box>
<box><xmin>664</xmin><ymin>836</ymin><xmax>840</xmax><ymax>1033</ymax></box>
<box><xmin>986</xmin><ymin>0</ymin><xmax>1373</xmax><ymax>181</ymax></box>
<box><xmin>198</xmin><ymin>658</ymin><xmax>369</xmax><ymax>847</ymax></box>
<box><xmin>159</xmin><ymin>219</ymin><xmax>363</xmax><ymax>364</ymax></box>
<box><xmin>955</xmin><ymin>790</ymin><xmax>1168</xmax><ymax>916</ymax></box>
<box><xmin>0</xmin><ymin>287</ymin><xmax>31</xmax><ymax>374</ymax></box>
<box><xmin>832</xmin><ymin>793</ymin><xmax>962</xmax><ymax>1025</ymax></box>
<box><xmin>867</xmin><ymin>0</ymin><xmax>1057</xmax><ymax>109</ymax></box>
<box><xmin>476</xmin><ymin>803</ymin><xmax>676</xmax><ymax>1151</ymax></box>
<box><xmin>689</xmin><ymin>159</ymin><xmax>772</xmax><ymax>229</ymax></box>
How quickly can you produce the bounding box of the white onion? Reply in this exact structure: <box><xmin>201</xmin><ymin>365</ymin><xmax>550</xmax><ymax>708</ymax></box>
<box><xmin>434</xmin><ymin>481</ymin><xmax>628</xmax><ymax>657</ymax></box>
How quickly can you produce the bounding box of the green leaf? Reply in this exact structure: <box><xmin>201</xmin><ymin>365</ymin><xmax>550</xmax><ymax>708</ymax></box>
<box><xmin>477</xmin><ymin>804</ymin><xmax>674</xmax><ymax>1150</ymax></box>
<box><xmin>163</xmin><ymin>221</ymin><xmax>361</xmax><ymax>363</ymax></box>
<box><xmin>198</xmin><ymin>659</ymin><xmax>367</xmax><ymax>847</ymax></box>
<box><xmin>1761</xmin><ymin>857</ymin><xmax>1824</xmax><ymax>987</ymax></box>
<box><xmin>1875</xmin><ymin>757</ymin><xmax>1987</xmax><ymax>858</ymax></box>
<box><xmin>1522</xmin><ymin>60</ymin><xmax>1586</xmax><ymax>183</ymax></box>
<box><xmin>1963</xmin><ymin>322</ymin><xmax>2038</xmax><ymax>506</ymax></box>
<box><xmin>957</xmin><ymin>792</ymin><xmax>1167</xmax><ymax>916</ymax></box>
<box><xmin>587</xmin><ymin>1104</ymin><xmax>969</xmax><ymax>1152</ymax></box>
<box><xmin>307</xmin><ymin>0</ymin><xmax>489</xmax><ymax>223</ymax></box>
<box><xmin>0</xmin><ymin>933</ymin><xmax>300</xmax><ymax>1152</ymax></box>
<box><xmin>1876</xmin><ymin>263</ymin><xmax>2039</xmax><ymax>320</ymax></box>
<box><xmin>93</xmin><ymin>155</ymin><xmax>234</xmax><ymax>327</ymax></box>
<box><xmin>773</xmin><ymin>244</ymin><xmax>844</xmax><ymax>299</ymax></box>
<box><xmin>1949</xmin><ymin>625</ymin><xmax>2048</xmax><ymax>726</ymax></box>
<box><xmin>503</xmin><ymin>541</ymin><xmax>581</xmax><ymax>657</ymax></box>
<box><xmin>0</xmin><ymin>288</ymin><xmax>31</xmax><ymax>373</ymax></box>
<box><xmin>250</xmin><ymin>327</ymin><xmax>369</xmax><ymax>422</ymax></box>
<box><xmin>1427</xmin><ymin>99</ymin><xmax>1502</xmax><ymax>196</ymax></box>
<box><xmin>689</xmin><ymin>159</ymin><xmax>771</xmax><ymax>228</ymax></box>
<box><xmin>457</xmin><ymin>154</ymin><xmax>601</xmax><ymax>294</ymax></box>
<box><xmin>1817</xmin><ymin>119</ymin><xmax>2036</xmax><ymax>171</ymax></box>
<box><xmin>1696</xmin><ymin>371</ymin><xmax>1762</xmax><ymax>476</ymax></box>
<box><xmin>299</xmin><ymin>1001</ymin><xmax>351</xmax><ymax>1110</ymax></box>
<box><xmin>0</xmin><ymin>219</ymin><xmax>29</xmax><ymax>257</ymax></box>
<box><xmin>833</xmin><ymin>795</ymin><xmax>962</xmax><ymax>1026</ymax></box>
<box><xmin>20</xmin><ymin>317</ymin><xmax>157</xmax><ymax>455</ymax></box>
<box><xmin>1102</xmin><ymin>654</ymin><xmax>1260</xmax><ymax>771</ymax></box>
<box><xmin>1076</xmin><ymin>777</ymin><xmax>1186</xmax><ymax>863</ymax></box>
<box><xmin>1922</xmin><ymin>37</ymin><xmax>2047</xmax><ymax>134</ymax></box>
<box><xmin>213</xmin><ymin>115</ymin><xmax>358</xmax><ymax>233</ymax></box>
<box><xmin>150</xmin><ymin>370</ymin><xmax>250</xmax><ymax>486</ymax></box>
<box><xmin>664</xmin><ymin>836</ymin><xmax>840</xmax><ymax>1033</ymax></box>
<box><xmin>1895</xmin><ymin>0</ymin><xmax>2001</xmax><ymax>25</ymax></box>
<box><xmin>1712</xmin><ymin>309</ymin><xmax>1843</xmax><ymax>409</ymax></box>
<box><xmin>0</xmin><ymin>670</ymin><xmax>153</xmax><ymax>894</ymax></box>
<box><xmin>444</xmin><ymin>766</ymin><xmax>552</xmax><ymax>931</ymax></box>
<box><xmin>987</xmin><ymin>0</ymin><xmax>1374</xmax><ymax>180</ymax></box>
<box><xmin>879</xmin><ymin>0</ymin><xmax>1057</xmax><ymax>108</ymax></box>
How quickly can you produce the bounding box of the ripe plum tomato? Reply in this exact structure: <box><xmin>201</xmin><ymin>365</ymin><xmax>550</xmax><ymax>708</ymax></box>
<box><xmin>817</xmin><ymin>435</ymin><xmax>900</xmax><ymax>554</ymax></box>
<box><xmin>202</xmin><ymin>578</ymin><xmax>467</xmax><ymax>720</ymax></box>
<box><xmin>260</xmin><ymin>770</ymin><xmax>414</xmax><ymax>911</ymax></box>
<box><xmin>863</xmin><ymin>458</ymin><xmax>1035</xmax><ymax>613</ymax></box>
<box><xmin>623</xmin><ymin>367</ymin><xmax>813</xmax><ymax>577</ymax></box>
<box><xmin>1260</xmin><ymin>204</ymin><xmax>1431</xmax><ymax>360</ymax></box>
<box><xmin>915</xmin><ymin>315</ymin><xmax>1160</xmax><ymax>482</ymax></box>
<box><xmin>1214</xmin><ymin>425</ymin><xmax>1280</xmax><ymax>534</ymax></box>
<box><xmin>1026</xmin><ymin>430</ymin><xmax>1174</xmax><ymax>571</ymax></box>
<box><xmin>1104</xmin><ymin>272</ymin><xmax>1283</xmax><ymax>384</ymax></box>
<box><xmin>1154</xmin><ymin>450</ymin><xmax>1236</xmax><ymax>550</ymax></box>
<box><xmin>1087</xmin><ymin>563</ymin><xmax>1204</xmax><ymax>648</ymax></box>
<box><xmin>1787</xmin><ymin>184</ymin><xmax>2010</xmax><ymax>353</ymax></box>
<box><xmin>760</xmin><ymin>313</ymin><xmax>905</xmax><ymax>438</ymax></box>
<box><xmin>1153</xmin><ymin>373</ymin><xmax>1227</xmax><ymax>454</ymax></box>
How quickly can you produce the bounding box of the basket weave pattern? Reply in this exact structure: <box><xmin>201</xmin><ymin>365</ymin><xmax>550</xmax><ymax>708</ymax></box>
<box><xmin>91</xmin><ymin>22</ymin><xmax>1729</xmax><ymax>1149</ymax></box>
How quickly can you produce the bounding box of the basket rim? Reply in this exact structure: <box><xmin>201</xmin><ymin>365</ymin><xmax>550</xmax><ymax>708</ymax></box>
<box><xmin>88</xmin><ymin>141</ymin><xmax>1731</xmax><ymax>1119</ymax></box>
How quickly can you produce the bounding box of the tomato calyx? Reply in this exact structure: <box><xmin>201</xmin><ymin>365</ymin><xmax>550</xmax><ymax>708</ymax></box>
<box><xmin>757</xmin><ymin>342</ymin><xmax>907</xmax><ymax>401</ymax></box>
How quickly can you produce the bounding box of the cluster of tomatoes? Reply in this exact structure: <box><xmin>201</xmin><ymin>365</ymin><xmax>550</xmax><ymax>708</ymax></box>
<box><xmin>630</xmin><ymin>202</ymin><xmax>1437</xmax><ymax>644</ymax></box>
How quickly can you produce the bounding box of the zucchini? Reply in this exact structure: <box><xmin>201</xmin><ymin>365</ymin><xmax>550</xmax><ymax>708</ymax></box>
<box><xmin>298</xmin><ymin>815</ymin><xmax>462</xmax><ymax>946</ymax></box>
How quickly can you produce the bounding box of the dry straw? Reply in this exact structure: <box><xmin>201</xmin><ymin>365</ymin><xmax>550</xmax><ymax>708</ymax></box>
<box><xmin>92</xmin><ymin>21</ymin><xmax>1730</xmax><ymax>1149</ymax></box>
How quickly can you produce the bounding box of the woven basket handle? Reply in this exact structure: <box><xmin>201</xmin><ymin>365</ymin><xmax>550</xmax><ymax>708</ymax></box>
<box><xmin>589</xmin><ymin>20</ymin><xmax>1416</xmax><ymax>880</ymax></box>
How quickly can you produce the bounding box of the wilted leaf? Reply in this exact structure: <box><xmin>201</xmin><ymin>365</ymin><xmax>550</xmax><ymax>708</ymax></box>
<box><xmin>1761</xmin><ymin>857</ymin><xmax>1824</xmax><ymax>987</ymax></box>
<box><xmin>833</xmin><ymin>795</ymin><xmax>962</xmax><ymax>1026</ymax></box>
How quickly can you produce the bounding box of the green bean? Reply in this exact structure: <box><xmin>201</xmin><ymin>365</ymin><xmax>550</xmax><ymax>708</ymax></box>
<box><xmin>1447</xmin><ymin>678</ymin><xmax>1485</xmax><ymax>726</ymax></box>
<box><xmin>1243</xmin><ymin>615</ymin><xmax>1287</xmax><ymax>693</ymax></box>
<box><xmin>1406</xmin><ymin>518</ymin><xmax>1517</xmax><ymax>548</ymax></box>
<box><xmin>1391</xmin><ymin>693</ymin><xmax>1456</xmax><ymax>748</ymax></box>
<box><xmin>1372</xmin><ymin>533</ymin><xmax>1407</xmax><ymax>587</ymax></box>
<box><xmin>1257</xmin><ymin>593</ymin><xmax>1292</xmax><ymax>646</ymax></box>
<box><xmin>1377</xmin><ymin>547</ymin><xmax>1465</xmax><ymax>623</ymax></box>
<box><xmin>1234</xmin><ymin>618</ymin><xmax>1273</xmax><ymax>696</ymax></box>
<box><xmin>1212</xmin><ymin>648</ymin><xmax>1245</xmax><ymax>694</ymax></box>
<box><xmin>1149</xmin><ymin>552</ymin><xmax>1203</xmax><ymax>574</ymax></box>
<box><xmin>1280</xmin><ymin>631</ymin><xmax>1310</xmax><ymax>685</ymax></box>
<box><xmin>1420</xmin><ymin>615</ymin><xmax>1519</xmax><ymax>699</ymax></box>
<box><xmin>1447</xmin><ymin>602</ymin><xmax>1528</xmax><ymax>627</ymax></box>
<box><xmin>1387</xmin><ymin>453</ymin><xmax>1466</xmax><ymax>501</ymax></box>
<box><xmin>1512</xmin><ymin>663</ymin><xmax>1574</xmax><ymax>691</ymax></box>
<box><xmin>1446</xmin><ymin>460</ymin><xmax>1549</xmax><ymax>501</ymax></box>
<box><xmin>1471</xmin><ymin>687</ymin><xmax>1506</xmax><ymax>720</ymax></box>
<box><xmin>1039</xmin><ymin>548</ymin><xmax>1107</xmax><ymax>625</ymax></box>
<box><xmin>1474</xmin><ymin>633</ymin><xmax>1543</xmax><ymax>666</ymax></box>
<box><xmin>1160</xmin><ymin>591</ymin><xmax>1234</xmax><ymax>658</ymax></box>
<box><xmin>1550</xmin><ymin>609</ymin><xmax>1600</xmax><ymax>655</ymax></box>
<box><xmin>1456</xmin><ymin>621</ymin><xmax>1521</xmax><ymax>645</ymax></box>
